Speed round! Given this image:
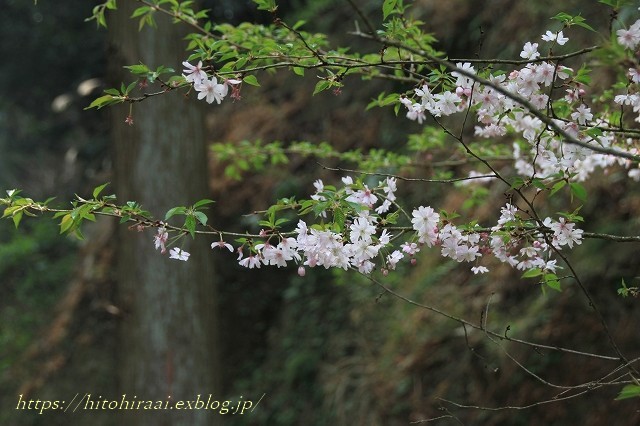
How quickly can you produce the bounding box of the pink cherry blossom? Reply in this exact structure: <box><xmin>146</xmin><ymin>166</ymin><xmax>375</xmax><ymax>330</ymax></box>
<box><xmin>182</xmin><ymin>60</ymin><xmax>207</xmax><ymax>85</ymax></box>
<box><xmin>169</xmin><ymin>247</ymin><xmax>190</xmax><ymax>261</ymax></box>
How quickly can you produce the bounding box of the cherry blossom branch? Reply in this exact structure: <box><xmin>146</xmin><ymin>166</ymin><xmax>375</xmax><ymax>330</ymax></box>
<box><xmin>319</xmin><ymin>164</ymin><xmax>497</xmax><ymax>184</ymax></box>
<box><xmin>351</xmin><ymin>31</ymin><xmax>640</xmax><ymax>162</ymax></box>
<box><xmin>446</xmin><ymin>46</ymin><xmax>599</xmax><ymax>65</ymax></box>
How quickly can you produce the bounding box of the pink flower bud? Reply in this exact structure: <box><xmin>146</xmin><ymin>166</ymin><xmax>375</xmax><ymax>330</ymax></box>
<box><xmin>297</xmin><ymin>266</ymin><xmax>306</xmax><ymax>277</ymax></box>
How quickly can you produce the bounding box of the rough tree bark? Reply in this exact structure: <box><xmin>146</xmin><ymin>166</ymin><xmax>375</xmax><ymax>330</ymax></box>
<box><xmin>108</xmin><ymin>3</ymin><xmax>220</xmax><ymax>425</ymax></box>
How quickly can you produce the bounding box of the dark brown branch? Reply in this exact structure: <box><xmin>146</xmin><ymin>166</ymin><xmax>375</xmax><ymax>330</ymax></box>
<box><xmin>363</xmin><ymin>273</ymin><xmax>622</xmax><ymax>361</ymax></box>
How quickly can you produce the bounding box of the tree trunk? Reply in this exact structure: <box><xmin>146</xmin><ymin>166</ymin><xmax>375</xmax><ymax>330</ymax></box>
<box><xmin>108</xmin><ymin>3</ymin><xmax>219</xmax><ymax>425</ymax></box>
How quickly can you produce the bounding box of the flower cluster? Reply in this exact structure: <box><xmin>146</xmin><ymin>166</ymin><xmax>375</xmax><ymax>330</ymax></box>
<box><xmin>150</xmin><ymin>178</ymin><xmax>583</xmax><ymax>285</ymax></box>
<box><xmin>399</xmin><ymin>25</ymin><xmax>640</xmax><ymax>183</ymax></box>
<box><xmin>182</xmin><ymin>61</ymin><xmax>241</xmax><ymax>104</ymax></box>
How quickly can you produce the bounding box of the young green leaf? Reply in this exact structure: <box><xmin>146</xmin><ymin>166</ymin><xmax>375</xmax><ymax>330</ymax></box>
<box><xmin>382</xmin><ymin>0</ymin><xmax>398</xmax><ymax>20</ymax></box>
<box><xmin>185</xmin><ymin>215</ymin><xmax>197</xmax><ymax>238</ymax></box>
<box><xmin>12</xmin><ymin>211</ymin><xmax>23</xmax><ymax>228</ymax></box>
<box><xmin>193</xmin><ymin>211</ymin><xmax>208</xmax><ymax>226</ymax></box>
<box><xmin>93</xmin><ymin>182</ymin><xmax>110</xmax><ymax>199</ymax></box>
<box><xmin>192</xmin><ymin>199</ymin><xmax>215</xmax><ymax>209</ymax></box>
<box><xmin>243</xmin><ymin>75</ymin><xmax>260</xmax><ymax>87</ymax></box>
<box><xmin>544</xmin><ymin>273</ymin><xmax>562</xmax><ymax>292</ymax></box>
<box><xmin>313</xmin><ymin>80</ymin><xmax>330</xmax><ymax>95</ymax></box>
<box><xmin>59</xmin><ymin>214</ymin><xmax>74</xmax><ymax>234</ymax></box>
<box><xmin>521</xmin><ymin>268</ymin><xmax>542</xmax><ymax>279</ymax></box>
<box><xmin>615</xmin><ymin>384</ymin><xmax>640</xmax><ymax>400</ymax></box>
<box><xmin>165</xmin><ymin>206</ymin><xmax>187</xmax><ymax>220</ymax></box>
<box><xmin>569</xmin><ymin>182</ymin><xmax>587</xmax><ymax>202</ymax></box>
<box><xmin>550</xmin><ymin>180</ymin><xmax>567</xmax><ymax>197</ymax></box>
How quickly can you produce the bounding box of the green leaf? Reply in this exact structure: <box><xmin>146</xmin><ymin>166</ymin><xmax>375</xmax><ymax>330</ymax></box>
<box><xmin>193</xmin><ymin>211</ymin><xmax>208</xmax><ymax>226</ymax></box>
<box><xmin>131</xmin><ymin>6</ymin><xmax>151</xmax><ymax>19</ymax></box>
<box><xmin>193</xmin><ymin>199</ymin><xmax>215</xmax><ymax>209</ymax></box>
<box><xmin>185</xmin><ymin>215</ymin><xmax>197</xmax><ymax>238</ymax></box>
<box><xmin>615</xmin><ymin>384</ymin><xmax>640</xmax><ymax>400</ymax></box>
<box><xmin>60</xmin><ymin>214</ymin><xmax>74</xmax><ymax>234</ymax></box>
<box><xmin>12</xmin><ymin>211</ymin><xmax>23</xmax><ymax>228</ymax></box>
<box><xmin>292</xmin><ymin>19</ymin><xmax>306</xmax><ymax>30</ymax></box>
<box><xmin>569</xmin><ymin>182</ymin><xmax>587</xmax><ymax>202</ymax></box>
<box><xmin>274</xmin><ymin>218</ymin><xmax>289</xmax><ymax>226</ymax></box>
<box><xmin>510</xmin><ymin>177</ymin><xmax>525</xmax><ymax>189</ymax></box>
<box><xmin>521</xmin><ymin>268</ymin><xmax>542</xmax><ymax>279</ymax></box>
<box><xmin>125</xmin><ymin>81</ymin><xmax>138</xmax><ymax>94</ymax></box>
<box><xmin>312</xmin><ymin>80</ymin><xmax>330</xmax><ymax>95</ymax></box>
<box><xmin>575</xmin><ymin>65</ymin><xmax>592</xmax><ymax>85</ymax></box>
<box><xmin>618</xmin><ymin>278</ymin><xmax>629</xmax><ymax>297</ymax></box>
<box><xmin>242</xmin><ymin>75</ymin><xmax>260</xmax><ymax>86</ymax></box>
<box><xmin>550</xmin><ymin>180</ymin><xmax>567</xmax><ymax>197</ymax></box>
<box><xmin>92</xmin><ymin>182</ymin><xmax>110</xmax><ymax>199</ymax></box>
<box><xmin>530</xmin><ymin>178</ymin><xmax>546</xmax><ymax>191</ymax></box>
<box><xmin>85</xmin><ymin>94</ymin><xmax>122</xmax><ymax>110</ymax></box>
<box><xmin>124</xmin><ymin>63</ymin><xmax>150</xmax><ymax>75</ymax></box>
<box><xmin>252</xmin><ymin>0</ymin><xmax>277</xmax><ymax>12</ymax></box>
<box><xmin>2</xmin><ymin>205</ymin><xmax>22</xmax><ymax>218</ymax></box>
<box><xmin>544</xmin><ymin>273</ymin><xmax>562</xmax><ymax>292</ymax></box>
<box><xmin>333</xmin><ymin>207</ymin><xmax>345</xmax><ymax>232</ymax></box>
<box><xmin>551</xmin><ymin>12</ymin><xmax>573</xmax><ymax>23</ymax></box>
<box><xmin>165</xmin><ymin>206</ymin><xmax>186</xmax><ymax>220</ymax></box>
<box><xmin>573</xmin><ymin>20</ymin><xmax>596</xmax><ymax>32</ymax></box>
<box><xmin>382</xmin><ymin>0</ymin><xmax>397</xmax><ymax>20</ymax></box>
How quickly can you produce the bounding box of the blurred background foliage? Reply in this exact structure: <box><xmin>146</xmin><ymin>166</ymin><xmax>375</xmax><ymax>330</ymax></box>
<box><xmin>1</xmin><ymin>0</ymin><xmax>639</xmax><ymax>425</ymax></box>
